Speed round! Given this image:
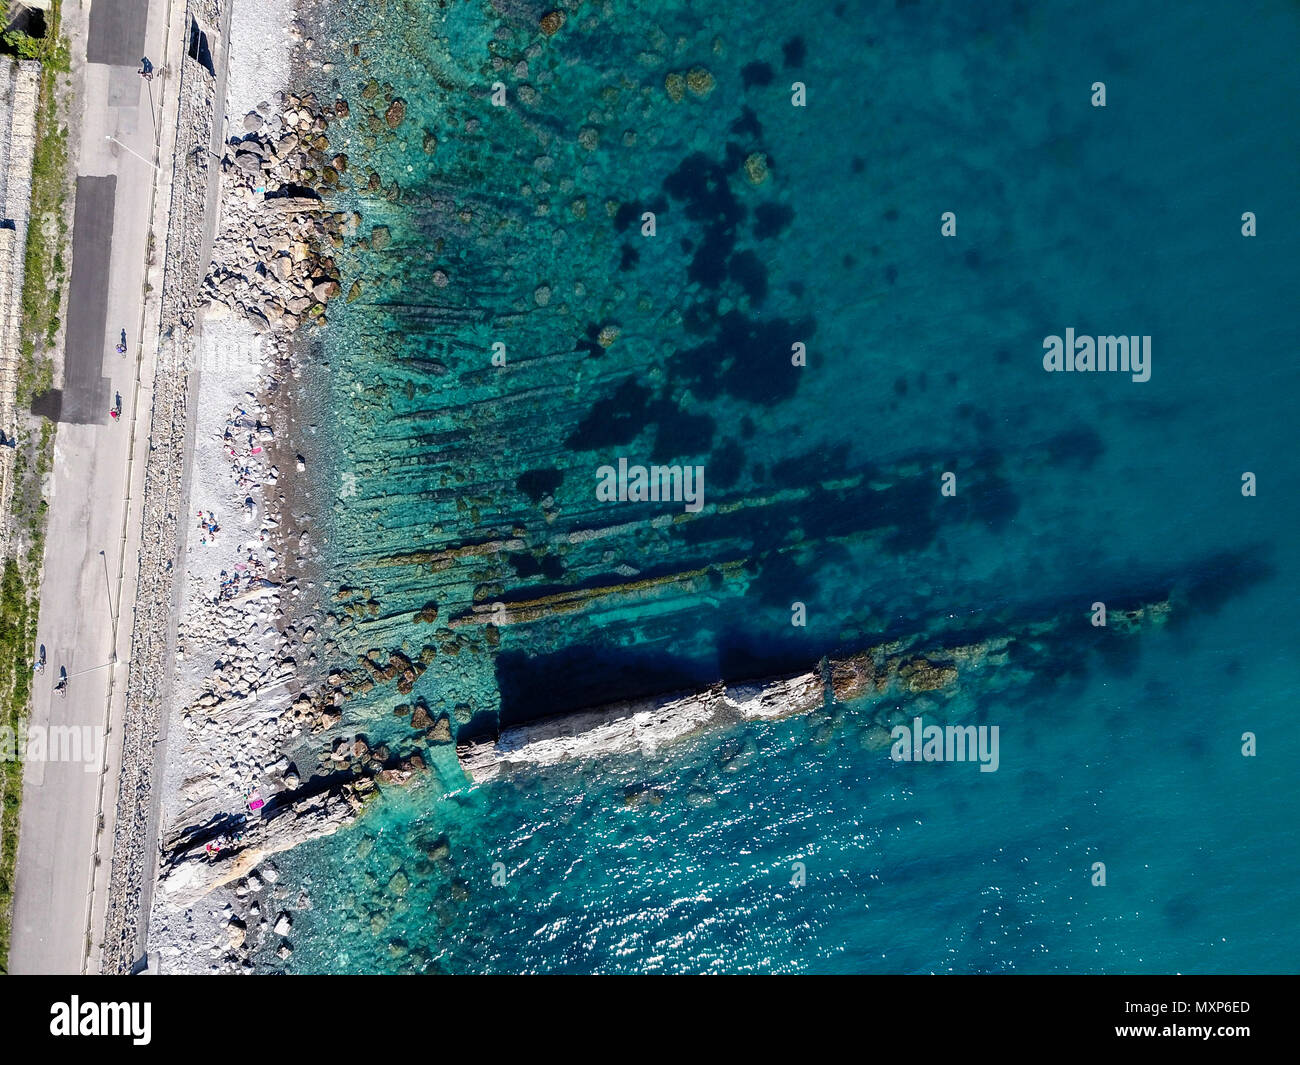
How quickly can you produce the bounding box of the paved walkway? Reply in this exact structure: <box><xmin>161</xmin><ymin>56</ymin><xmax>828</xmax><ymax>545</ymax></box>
<box><xmin>8</xmin><ymin>0</ymin><xmax>187</xmax><ymax>975</ymax></box>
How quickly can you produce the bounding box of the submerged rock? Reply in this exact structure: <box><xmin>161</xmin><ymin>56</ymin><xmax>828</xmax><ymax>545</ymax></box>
<box><xmin>686</xmin><ymin>66</ymin><xmax>715</xmax><ymax>98</ymax></box>
<box><xmin>899</xmin><ymin>658</ymin><xmax>958</xmax><ymax>692</ymax></box>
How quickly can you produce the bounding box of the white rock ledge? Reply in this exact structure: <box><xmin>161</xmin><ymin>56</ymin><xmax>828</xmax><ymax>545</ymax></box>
<box><xmin>458</xmin><ymin>668</ymin><xmax>827</xmax><ymax>784</ymax></box>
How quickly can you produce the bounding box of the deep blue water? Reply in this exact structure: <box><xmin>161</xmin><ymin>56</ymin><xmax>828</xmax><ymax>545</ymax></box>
<box><xmin>271</xmin><ymin>0</ymin><xmax>1299</xmax><ymax>972</ymax></box>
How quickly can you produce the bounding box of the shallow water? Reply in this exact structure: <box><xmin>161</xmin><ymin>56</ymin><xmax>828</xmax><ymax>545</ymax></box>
<box><xmin>272</xmin><ymin>0</ymin><xmax>1300</xmax><ymax>972</ymax></box>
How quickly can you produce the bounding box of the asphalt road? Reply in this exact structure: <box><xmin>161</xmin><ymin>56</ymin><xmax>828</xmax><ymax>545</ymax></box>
<box><xmin>86</xmin><ymin>0</ymin><xmax>149</xmax><ymax>67</ymax></box>
<box><xmin>8</xmin><ymin>0</ymin><xmax>175</xmax><ymax>974</ymax></box>
<box><xmin>60</xmin><ymin>175</ymin><xmax>116</xmax><ymax>424</ymax></box>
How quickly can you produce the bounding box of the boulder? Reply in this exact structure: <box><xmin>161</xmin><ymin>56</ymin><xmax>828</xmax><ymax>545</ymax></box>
<box><xmin>226</xmin><ymin>918</ymin><xmax>247</xmax><ymax>948</ymax></box>
<box><xmin>426</xmin><ymin>716</ymin><xmax>452</xmax><ymax>745</ymax></box>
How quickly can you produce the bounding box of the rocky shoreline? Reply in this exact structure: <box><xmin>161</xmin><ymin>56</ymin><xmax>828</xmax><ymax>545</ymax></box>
<box><xmin>141</xmin><ymin>0</ymin><xmax>467</xmax><ymax>973</ymax></box>
<box><xmin>458</xmin><ymin>599</ymin><xmax>1173</xmax><ymax>784</ymax></box>
<box><xmin>142</xmin><ymin>0</ymin><xmax>364</xmax><ymax>974</ymax></box>
<box><xmin>160</xmin><ymin>73</ymin><xmax>358</xmax><ymax>847</ymax></box>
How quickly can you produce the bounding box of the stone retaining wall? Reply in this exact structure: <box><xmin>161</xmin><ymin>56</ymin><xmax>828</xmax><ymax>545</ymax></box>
<box><xmin>0</xmin><ymin>58</ymin><xmax>40</xmax><ymax>559</ymax></box>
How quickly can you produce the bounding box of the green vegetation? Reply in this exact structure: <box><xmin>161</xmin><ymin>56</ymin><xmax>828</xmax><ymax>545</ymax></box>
<box><xmin>14</xmin><ymin>8</ymin><xmax>71</xmax><ymax>407</ymax></box>
<box><xmin>1</xmin><ymin>31</ymin><xmax>42</xmax><ymax>62</ymax></box>
<box><xmin>0</xmin><ymin>1</ymin><xmax>68</xmax><ymax>972</ymax></box>
<box><xmin>0</xmin><ymin>557</ymin><xmax>38</xmax><ymax>967</ymax></box>
<box><xmin>0</xmin><ymin>421</ymin><xmax>54</xmax><ymax>975</ymax></box>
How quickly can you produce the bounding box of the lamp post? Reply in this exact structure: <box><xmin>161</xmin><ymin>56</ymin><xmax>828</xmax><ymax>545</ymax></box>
<box><xmin>99</xmin><ymin>550</ymin><xmax>117</xmax><ymax>664</ymax></box>
<box><xmin>105</xmin><ymin>134</ymin><xmax>161</xmax><ymax>172</ymax></box>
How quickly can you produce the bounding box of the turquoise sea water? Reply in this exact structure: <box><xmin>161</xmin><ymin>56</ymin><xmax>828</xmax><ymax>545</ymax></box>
<box><xmin>272</xmin><ymin>0</ymin><xmax>1299</xmax><ymax>972</ymax></box>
